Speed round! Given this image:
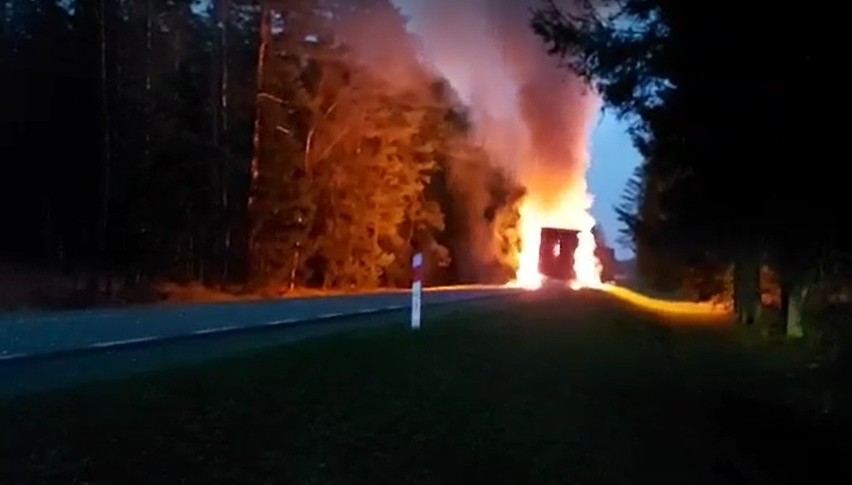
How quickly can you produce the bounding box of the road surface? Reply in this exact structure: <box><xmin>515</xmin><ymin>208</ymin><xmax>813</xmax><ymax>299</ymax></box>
<box><xmin>0</xmin><ymin>286</ymin><xmax>516</xmax><ymax>362</ymax></box>
<box><xmin>0</xmin><ymin>287</ymin><xmax>520</xmax><ymax>396</ymax></box>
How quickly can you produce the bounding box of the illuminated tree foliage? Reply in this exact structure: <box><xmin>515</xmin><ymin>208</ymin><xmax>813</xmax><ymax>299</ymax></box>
<box><xmin>249</xmin><ymin>0</ymin><xmax>470</xmax><ymax>290</ymax></box>
<box><xmin>0</xmin><ymin>0</ymin><xmax>519</xmax><ymax>306</ymax></box>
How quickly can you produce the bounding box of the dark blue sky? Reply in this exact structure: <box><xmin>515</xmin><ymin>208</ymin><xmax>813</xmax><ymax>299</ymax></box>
<box><xmin>588</xmin><ymin>112</ymin><xmax>640</xmax><ymax>257</ymax></box>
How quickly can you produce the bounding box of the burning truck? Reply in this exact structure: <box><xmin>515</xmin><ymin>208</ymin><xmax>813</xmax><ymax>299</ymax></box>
<box><xmin>537</xmin><ymin>227</ymin><xmax>616</xmax><ymax>285</ymax></box>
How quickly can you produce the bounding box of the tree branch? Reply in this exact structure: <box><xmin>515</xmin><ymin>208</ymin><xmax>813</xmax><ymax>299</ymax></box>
<box><xmin>257</xmin><ymin>92</ymin><xmax>284</xmax><ymax>104</ymax></box>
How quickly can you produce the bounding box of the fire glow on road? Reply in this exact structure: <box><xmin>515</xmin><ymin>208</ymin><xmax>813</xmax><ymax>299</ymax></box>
<box><xmin>601</xmin><ymin>284</ymin><xmax>730</xmax><ymax>320</ymax></box>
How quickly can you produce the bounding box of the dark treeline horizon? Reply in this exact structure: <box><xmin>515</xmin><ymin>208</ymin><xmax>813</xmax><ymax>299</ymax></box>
<box><xmin>0</xmin><ymin>0</ymin><xmax>524</xmax><ymax>307</ymax></box>
<box><xmin>533</xmin><ymin>0</ymin><xmax>852</xmax><ymax>337</ymax></box>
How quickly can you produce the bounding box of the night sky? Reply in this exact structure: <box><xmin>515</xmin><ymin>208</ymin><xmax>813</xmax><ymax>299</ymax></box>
<box><xmin>588</xmin><ymin>111</ymin><xmax>640</xmax><ymax>258</ymax></box>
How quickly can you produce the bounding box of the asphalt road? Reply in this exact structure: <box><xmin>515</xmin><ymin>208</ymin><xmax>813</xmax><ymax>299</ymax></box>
<box><xmin>0</xmin><ymin>287</ymin><xmax>520</xmax><ymax>396</ymax></box>
<box><xmin>0</xmin><ymin>286</ymin><xmax>516</xmax><ymax>362</ymax></box>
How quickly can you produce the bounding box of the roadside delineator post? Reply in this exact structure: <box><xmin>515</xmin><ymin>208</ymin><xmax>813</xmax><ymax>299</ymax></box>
<box><xmin>411</xmin><ymin>252</ymin><xmax>423</xmax><ymax>330</ymax></box>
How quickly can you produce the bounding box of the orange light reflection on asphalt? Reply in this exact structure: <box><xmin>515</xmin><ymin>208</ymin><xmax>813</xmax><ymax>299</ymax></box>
<box><xmin>600</xmin><ymin>284</ymin><xmax>731</xmax><ymax>322</ymax></box>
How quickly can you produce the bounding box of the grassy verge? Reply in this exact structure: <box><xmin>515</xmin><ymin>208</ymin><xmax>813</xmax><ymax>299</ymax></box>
<box><xmin>1</xmin><ymin>290</ymin><xmax>847</xmax><ymax>484</ymax></box>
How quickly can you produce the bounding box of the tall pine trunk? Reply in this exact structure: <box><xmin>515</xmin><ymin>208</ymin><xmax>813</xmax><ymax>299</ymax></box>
<box><xmin>215</xmin><ymin>0</ymin><xmax>232</xmax><ymax>282</ymax></box>
<box><xmin>733</xmin><ymin>254</ymin><xmax>761</xmax><ymax>325</ymax></box>
<box><xmin>97</xmin><ymin>0</ymin><xmax>112</xmax><ymax>297</ymax></box>
<box><xmin>144</xmin><ymin>0</ymin><xmax>152</xmax><ymax>165</ymax></box>
<box><xmin>248</xmin><ymin>6</ymin><xmax>270</xmax><ymax>284</ymax></box>
<box><xmin>780</xmin><ymin>280</ymin><xmax>807</xmax><ymax>338</ymax></box>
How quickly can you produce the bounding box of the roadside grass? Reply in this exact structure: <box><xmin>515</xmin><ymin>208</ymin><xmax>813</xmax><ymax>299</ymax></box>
<box><xmin>1</xmin><ymin>289</ymin><xmax>847</xmax><ymax>484</ymax></box>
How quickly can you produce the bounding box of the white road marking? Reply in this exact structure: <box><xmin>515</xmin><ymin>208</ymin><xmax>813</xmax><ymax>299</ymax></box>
<box><xmin>265</xmin><ymin>318</ymin><xmax>298</xmax><ymax>326</ymax></box>
<box><xmin>0</xmin><ymin>353</ymin><xmax>28</xmax><ymax>362</ymax></box>
<box><xmin>193</xmin><ymin>325</ymin><xmax>239</xmax><ymax>335</ymax></box>
<box><xmin>1</xmin><ymin>298</ymin><xmax>495</xmax><ymax>362</ymax></box>
<box><xmin>89</xmin><ymin>336</ymin><xmax>158</xmax><ymax>349</ymax></box>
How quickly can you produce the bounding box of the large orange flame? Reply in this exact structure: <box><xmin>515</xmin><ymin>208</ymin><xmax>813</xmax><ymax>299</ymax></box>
<box><xmin>511</xmin><ymin>189</ymin><xmax>602</xmax><ymax>290</ymax></box>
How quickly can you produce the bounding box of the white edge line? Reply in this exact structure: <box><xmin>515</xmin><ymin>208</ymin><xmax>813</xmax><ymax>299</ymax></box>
<box><xmin>0</xmin><ymin>353</ymin><xmax>28</xmax><ymax>362</ymax></box>
<box><xmin>193</xmin><ymin>325</ymin><xmax>239</xmax><ymax>335</ymax></box>
<box><xmin>89</xmin><ymin>336</ymin><xmax>158</xmax><ymax>349</ymax></box>
<box><xmin>2</xmin><ymin>300</ymin><xmax>485</xmax><ymax>361</ymax></box>
<box><xmin>265</xmin><ymin>318</ymin><xmax>299</xmax><ymax>326</ymax></box>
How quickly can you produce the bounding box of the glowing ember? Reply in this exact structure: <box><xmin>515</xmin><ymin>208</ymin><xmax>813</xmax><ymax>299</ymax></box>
<box><xmin>511</xmin><ymin>190</ymin><xmax>602</xmax><ymax>290</ymax></box>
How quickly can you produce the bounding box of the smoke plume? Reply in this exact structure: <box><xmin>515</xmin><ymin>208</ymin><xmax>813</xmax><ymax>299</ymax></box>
<box><xmin>396</xmin><ymin>0</ymin><xmax>600</xmax><ymax>220</ymax></box>
<box><xmin>337</xmin><ymin>0</ymin><xmax>600</xmax><ymax>282</ymax></box>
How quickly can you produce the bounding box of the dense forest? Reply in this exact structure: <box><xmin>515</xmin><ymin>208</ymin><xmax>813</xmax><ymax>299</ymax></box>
<box><xmin>0</xmin><ymin>0</ymin><xmax>523</xmax><ymax>307</ymax></box>
<box><xmin>533</xmin><ymin>0</ymin><xmax>851</xmax><ymax>337</ymax></box>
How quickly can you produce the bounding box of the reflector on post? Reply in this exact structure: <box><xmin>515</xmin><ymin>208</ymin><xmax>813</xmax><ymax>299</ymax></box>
<box><xmin>411</xmin><ymin>252</ymin><xmax>423</xmax><ymax>330</ymax></box>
